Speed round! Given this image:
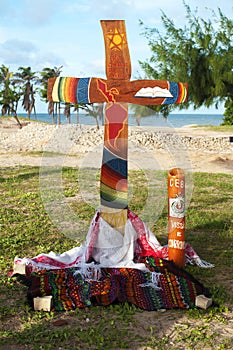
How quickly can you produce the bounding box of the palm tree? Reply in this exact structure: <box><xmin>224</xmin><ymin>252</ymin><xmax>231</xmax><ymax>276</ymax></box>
<box><xmin>0</xmin><ymin>65</ymin><xmax>13</xmax><ymax>115</ymax></box>
<box><xmin>0</xmin><ymin>64</ymin><xmax>22</xmax><ymax>127</ymax></box>
<box><xmin>39</xmin><ymin>66</ymin><xmax>63</xmax><ymax>124</ymax></box>
<box><xmin>15</xmin><ymin>66</ymin><xmax>38</xmax><ymax>119</ymax></box>
<box><xmin>78</xmin><ymin>103</ymin><xmax>104</xmax><ymax>129</ymax></box>
<box><xmin>73</xmin><ymin>103</ymin><xmax>104</xmax><ymax>127</ymax></box>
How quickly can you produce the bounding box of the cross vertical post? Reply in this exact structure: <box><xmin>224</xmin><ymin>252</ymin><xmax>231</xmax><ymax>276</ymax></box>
<box><xmin>99</xmin><ymin>20</ymin><xmax>131</xmax><ymax>234</ymax></box>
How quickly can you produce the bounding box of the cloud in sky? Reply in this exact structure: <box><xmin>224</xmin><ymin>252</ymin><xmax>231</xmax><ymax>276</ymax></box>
<box><xmin>0</xmin><ymin>38</ymin><xmax>65</xmax><ymax>70</ymax></box>
<box><xmin>0</xmin><ymin>39</ymin><xmax>37</xmax><ymax>65</ymax></box>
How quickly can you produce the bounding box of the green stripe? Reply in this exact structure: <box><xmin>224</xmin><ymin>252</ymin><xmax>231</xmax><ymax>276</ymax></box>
<box><xmin>58</xmin><ymin>77</ymin><xmax>66</xmax><ymax>101</ymax></box>
<box><xmin>100</xmin><ymin>182</ymin><xmax>128</xmax><ymax>207</ymax></box>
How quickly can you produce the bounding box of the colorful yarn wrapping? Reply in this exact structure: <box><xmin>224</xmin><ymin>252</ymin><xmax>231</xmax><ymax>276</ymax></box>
<box><xmin>100</xmin><ymin>103</ymin><xmax>128</xmax><ymax>209</ymax></box>
<box><xmin>51</xmin><ymin>77</ymin><xmax>91</xmax><ymax>104</ymax></box>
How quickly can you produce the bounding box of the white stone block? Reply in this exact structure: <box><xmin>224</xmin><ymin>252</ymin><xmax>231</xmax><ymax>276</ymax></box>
<box><xmin>195</xmin><ymin>294</ymin><xmax>212</xmax><ymax>309</ymax></box>
<box><xmin>33</xmin><ymin>296</ymin><xmax>53</xmax><ymax>311</ymax></box>
<box><xmin>13</xmin><ymin>263</ymin><xmax>26</xmax><ymax>275</ymax></box>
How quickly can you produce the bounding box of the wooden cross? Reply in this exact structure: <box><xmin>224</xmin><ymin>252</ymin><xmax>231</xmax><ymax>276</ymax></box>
<box><xmin>47</xmin><ymin>20</ymin><xmax>188</xmax><ymax>234</ymax></box>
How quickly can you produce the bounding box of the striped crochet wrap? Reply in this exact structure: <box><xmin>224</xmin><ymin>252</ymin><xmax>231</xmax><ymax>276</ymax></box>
<box><xmin>25</xmin><ymin>257</ymin><xmax>209</xmax><ymax>311</ymax></box>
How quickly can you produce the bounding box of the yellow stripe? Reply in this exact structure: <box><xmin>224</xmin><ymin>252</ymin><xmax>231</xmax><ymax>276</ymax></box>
<box><xmin>52</xmin><ymin>77</ymin><xmax>60</xmax><ymax>102</ymax></box>
<box><xmin>100</xmin><ymin>182</ymin><xmax>128</xmax><ymax>200</ymax></box>
<box><xmin>183</xmin><ymin>85</ymin><xmax>187</xmax><ymax>102</ymax></box>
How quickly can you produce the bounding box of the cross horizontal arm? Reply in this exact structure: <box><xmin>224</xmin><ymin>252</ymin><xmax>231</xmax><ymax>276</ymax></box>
<box><xmin>47</xmin><ymin>77</ymin><xmax>187</xmax><ymax>106</ymax></box>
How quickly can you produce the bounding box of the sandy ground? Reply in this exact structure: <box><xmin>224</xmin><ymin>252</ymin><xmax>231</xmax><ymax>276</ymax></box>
<box><xmin>0</xmin><ymin>118</ymin><xmax>232</xmax><ymax>174</ymax></box>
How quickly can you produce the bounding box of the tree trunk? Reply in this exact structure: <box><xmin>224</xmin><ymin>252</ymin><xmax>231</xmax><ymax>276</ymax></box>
<box><xmin>33</xmin><ymin>105</ymin><xmax>37</xmax><ymax>120</ymax></box>
<box><xmin>76</xmin><ymin>107</ymin><xmax>79</xmax><ymax>124</ymax></box>
<box><xmin>58</xmin><ymin>103</ymin><xmax>61</xmax><ymax>125</ymax></box>
<box><xmin>13</xmin><ymin>115</ymin><xmax>22</xmax><ymax>129</ymax></box>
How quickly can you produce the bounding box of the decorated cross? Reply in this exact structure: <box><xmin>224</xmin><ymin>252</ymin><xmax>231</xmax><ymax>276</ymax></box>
<box><xmin>47</xmin><ymin>20</ymin><xmax>187</xmax><ymax>234</ymax></box>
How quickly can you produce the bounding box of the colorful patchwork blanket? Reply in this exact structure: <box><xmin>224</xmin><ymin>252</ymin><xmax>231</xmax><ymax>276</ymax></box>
<box><xmin>13</xmin><ymin>209</ymin><xmax>213</xmax><ymax>311</ymax></box>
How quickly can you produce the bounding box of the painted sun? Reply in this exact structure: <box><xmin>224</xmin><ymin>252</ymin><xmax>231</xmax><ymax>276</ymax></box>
<box><xmin>107</xmin><ymin>28</ymin><xmax>127</xmax><ymax>49</ymax></box>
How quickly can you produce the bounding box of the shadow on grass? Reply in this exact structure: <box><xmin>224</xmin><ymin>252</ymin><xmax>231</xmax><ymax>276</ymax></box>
<box><xmin>0</xmin><ymin>167</ymin><xmax>40</xmax><ymax>183</ymax></box>
<box><xmin>0</xmin><ymin>299</ymin><xmax>165</xmax><ymax>350</ymax></box>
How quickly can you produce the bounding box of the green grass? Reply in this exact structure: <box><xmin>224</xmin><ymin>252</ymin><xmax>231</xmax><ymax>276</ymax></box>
<box><xmin>0</xmin><ymin>115</ymin><xmax>48</xmax><ymax>124</ymax></box>
<box><xmin>0</xmin><ymin>166</ymin><xmax>233</xmax><ymax>349</ymax></box>
<box><xmin>192</xmin><ymin>125</ymin><xmax>233</xmax><ymax>132</ymax></box>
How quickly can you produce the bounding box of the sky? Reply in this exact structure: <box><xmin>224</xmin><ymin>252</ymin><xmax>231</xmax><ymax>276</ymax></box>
<box><xmin>0</xmin><ymin>0</ymin><xmax>232</xmax><ymax>114</ymax></box>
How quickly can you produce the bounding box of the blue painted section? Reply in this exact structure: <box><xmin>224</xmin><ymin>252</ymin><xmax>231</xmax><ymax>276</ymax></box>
<box><xmin>77</xmin><ymin>78</ymin><xmax>90</xmax><ymax>103</ymax></box>
<box><xmin>102</xmin><ymin>147</ymin><xmax>127</xmax><ymax>178</ymax></box>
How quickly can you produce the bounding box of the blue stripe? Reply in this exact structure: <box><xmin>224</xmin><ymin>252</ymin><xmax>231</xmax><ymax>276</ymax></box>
<box><xmin>77</xmin><ymin>78</ymin><xmax>90</xmax><ymax>103</ymax></box>
<box><xmin>162</xmin><ymin>82</ymin><xmax>178</xmax><ymax>105</ymax></box>
<box><xmin>102</xmin><ymin>147</ymin><xmax>127</xmax><ymax>178</ymax></box>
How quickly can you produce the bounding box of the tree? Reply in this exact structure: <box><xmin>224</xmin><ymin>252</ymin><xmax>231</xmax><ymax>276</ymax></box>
<box><xmin>77</xmin><ymin>103</ymin><xmax>104</xmax><ymax>129</ymax></box>
<box><xmin>222</xmin><ymin>100</ymin><xmax>233</xmax><ymax>125</ymax></box>
<box><xmin>0</xmin><ymin>64</ymin><xmax>22</xmax><ymax>127</ymax></box>
<box><xmin>15</xmin><ymin>66</ymin><xmax>38</xmax><ymax>119</ymax></box>
<box><xmin>139</xmin><ymin>2</ymin><xmax>233</xmax><ymax>122</ymax></box>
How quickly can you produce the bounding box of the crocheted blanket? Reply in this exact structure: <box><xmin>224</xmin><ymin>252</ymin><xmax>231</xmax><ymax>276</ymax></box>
<box><xmin>13</xmin><ymin>209</ymin><xmax>213</xmax><ymax>311</ymax></box>
<box><xmin>24</xmin><ymin>257</ymin><xmax>209</xmax><ymax>311</ymax></box>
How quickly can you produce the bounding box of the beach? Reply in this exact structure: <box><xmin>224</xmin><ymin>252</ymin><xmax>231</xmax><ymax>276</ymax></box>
<box><xmin>0</xmin><ymin>117</ymin><xmax>232</xmax><ymax>174</ymax></box>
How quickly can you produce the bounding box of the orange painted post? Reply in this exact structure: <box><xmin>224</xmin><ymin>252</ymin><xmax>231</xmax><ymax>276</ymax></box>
<box><xmin>168</xmin><ymin>168</ymin><xmax>185</xmax><ymax>268</ymax></box>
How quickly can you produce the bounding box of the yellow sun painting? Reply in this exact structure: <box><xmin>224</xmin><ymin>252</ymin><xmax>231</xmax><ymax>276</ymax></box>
<box><xmin>107</xmin><ymin>28</ymin><xmax>127</xmax><ymax>50</ymax></box>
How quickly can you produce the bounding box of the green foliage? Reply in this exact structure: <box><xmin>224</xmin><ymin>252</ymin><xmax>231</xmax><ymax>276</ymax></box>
<box><xmin>139</xmin><ymin>2</ymin><xmax>233</xmax><ymax>115</ymax></box>
<box><xmin>0</xmin><ymin>64</ymin><xmax>21</xmax><ymax>116</ymax></box>
<box><xmin>222</xmin><ymin>99</ymin><xmax>233</xmax><ymax>125</ymax></box>
<box><xmin>14</xmin><ymin>66</ymin><xmax>38</xmax><ymax>118</ymax></box>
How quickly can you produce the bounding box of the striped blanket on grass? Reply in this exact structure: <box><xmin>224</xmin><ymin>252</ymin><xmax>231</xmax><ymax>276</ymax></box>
<box><xmin>13</xmin><ymin>209</ymin><xmax>212</xmax><ymax>311</ymax></box>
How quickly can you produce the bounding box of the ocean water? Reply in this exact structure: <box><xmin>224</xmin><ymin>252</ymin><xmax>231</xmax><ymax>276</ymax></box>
<box><xmin>19</xmin><ymin>112</ymin><xmax>224</xmax><ymax>128</ymax></box>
